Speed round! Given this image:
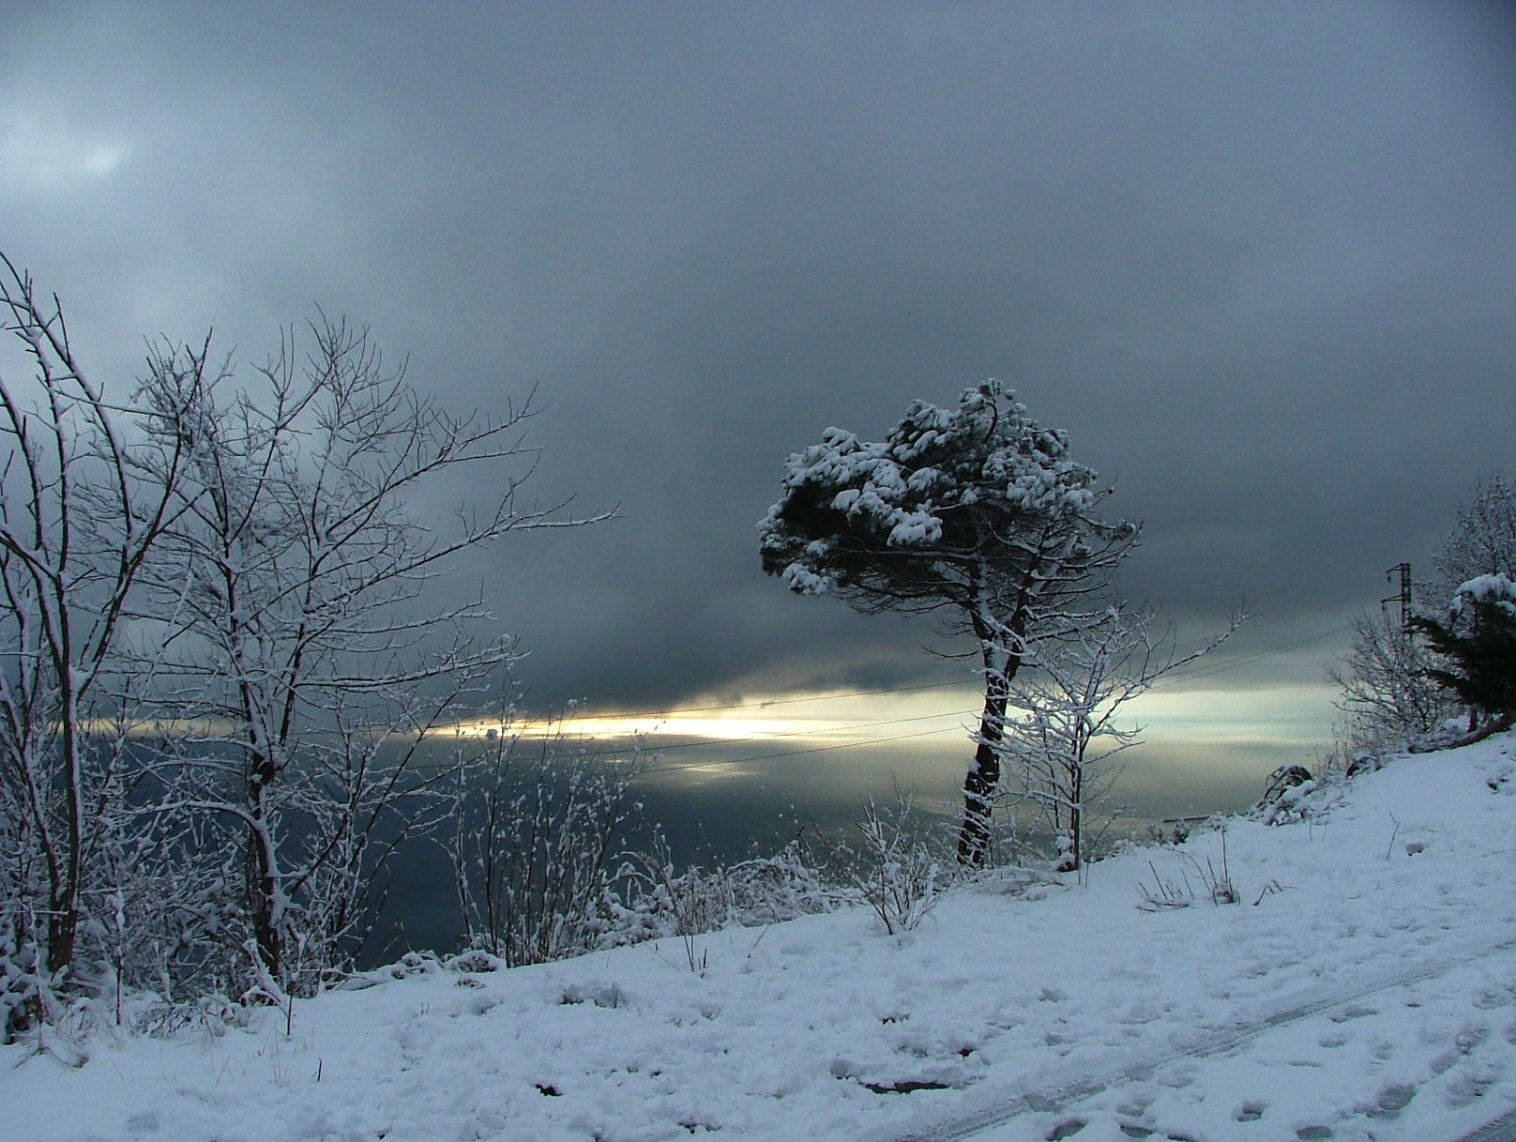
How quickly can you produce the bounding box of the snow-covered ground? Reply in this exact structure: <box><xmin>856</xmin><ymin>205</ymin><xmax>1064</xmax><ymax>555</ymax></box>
<box><xmin>2</xmin><ymin>734</ymin><xmax>1512</xmax><ymax>1142</ymax></box>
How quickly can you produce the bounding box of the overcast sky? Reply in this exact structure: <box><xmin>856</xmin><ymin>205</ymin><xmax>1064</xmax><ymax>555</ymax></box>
<box><xmin>3</xmin><ymin>2</ymin><xmax>1512</xmax><ymax>730</ymax></box>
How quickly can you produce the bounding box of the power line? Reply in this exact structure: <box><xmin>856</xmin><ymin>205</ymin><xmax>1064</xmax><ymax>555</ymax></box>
<box><xmin>572</xmin><ymin>592</ymin><xmax>1375</xmax><ymax>723</ymax></box>
<box><xmin>1146</xmin><ymin>589</ymin><xmax>1374</xmax><ymax>689</ymax></box>
<box><xmin>638</xmin><ymin>622</ymin><xmax>1348</xmax><ymax>779</ymax></box>
<box><xmin>1151</xmin><ymin>625</ymin><xmax>1348</xmax><ymax>688</ymax></box>
<box><xmin>486</xmin><ymin>594</ymin><xmax>1375</xmax><ymax>791</ymax></box>
<box><xmin>583</xmin><ymin>613</ymin><xmax>1362</xmax><ymax>782</ymax></box>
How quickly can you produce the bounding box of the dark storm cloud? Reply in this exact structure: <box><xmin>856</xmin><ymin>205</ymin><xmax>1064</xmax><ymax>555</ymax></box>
<box><xmin>2</xmin><ymin>1</ymin><xmax>1511</xmax><ymax>711</ymax></box>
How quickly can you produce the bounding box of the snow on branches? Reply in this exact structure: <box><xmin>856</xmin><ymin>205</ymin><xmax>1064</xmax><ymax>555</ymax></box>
<box><xmin>759</xmin><ymin>381</ymin><xmax>1120</xmax><ymax>611</ymax></box>
<box><xmin>760</xmin><ymin>381</ymin><xmax>1137</xmax><ymax>866</ymax></box>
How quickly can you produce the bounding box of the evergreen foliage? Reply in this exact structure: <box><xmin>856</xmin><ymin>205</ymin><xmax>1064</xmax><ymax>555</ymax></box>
<box><xmin>1410</xmin><ymin>578</ymin><xmax>1516</xmax><ymax>728</ymax></box>
<box><xmin>760</xmin><ymin>381</ymin><xmax>1136</xmax><ymax>864</ymax></box>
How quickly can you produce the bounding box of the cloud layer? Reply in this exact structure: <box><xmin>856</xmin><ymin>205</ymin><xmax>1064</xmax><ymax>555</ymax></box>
<box><xmin>2</xmin><ymin>1</ymin><xmax>1511</xmax><ymax>712</ymax></box>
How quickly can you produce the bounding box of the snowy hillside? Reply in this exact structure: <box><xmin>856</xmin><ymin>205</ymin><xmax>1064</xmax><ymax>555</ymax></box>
<box><xmin>2</xmin><ymin>735</ymin><xmax>1512</xmax><ymax>1142</ymax></box>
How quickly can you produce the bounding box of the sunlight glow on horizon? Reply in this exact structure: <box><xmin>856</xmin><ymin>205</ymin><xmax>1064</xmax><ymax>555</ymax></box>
<box><xmin>437</xmin><ymin>677</ymin><xmax>1337</xmax><ymax>760</ymax></box>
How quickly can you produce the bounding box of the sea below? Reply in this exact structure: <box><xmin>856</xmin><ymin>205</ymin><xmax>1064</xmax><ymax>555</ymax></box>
<box><xmin>367</xmin><ymin>727</ymin><xmax>1304</xmax><ymax>963</ymax></box>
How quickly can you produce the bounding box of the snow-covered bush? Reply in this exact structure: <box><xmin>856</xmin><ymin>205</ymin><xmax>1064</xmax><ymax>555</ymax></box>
<box><xmin>1248</xmin><ymin>763</ymin><xmax>1349</xmax><ymax>828</ymax></box>
<box><xmin>608</xmin><ymin>838</ymin><xmax>844</xmax><ymax>952</ymax></box>
<box><xmin>448</xmin><ymin>723</ymin><xmax>642</xmax><ymax>969</ymax></box>
<box><xmin>820</xmin><ymin>788</ymin><xmax>956</xmax><ymax>936</ymax></box>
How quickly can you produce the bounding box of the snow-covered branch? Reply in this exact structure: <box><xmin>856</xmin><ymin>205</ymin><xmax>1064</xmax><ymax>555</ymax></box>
<box><xmin>995</xmin><ymin>604</ymin><xmax>1243</xmax><ymax>872</ymax></box>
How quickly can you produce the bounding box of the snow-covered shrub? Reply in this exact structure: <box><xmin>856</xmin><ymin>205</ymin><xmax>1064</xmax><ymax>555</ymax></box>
<box><xmin>1254</xmin><ymin>781</ymin><xmax>1319</xmax><ymax>828</ymax></box>
<box><xmin>1249</xmin><ymin>763</ymin><xmax>1349</xmax><ymax>827</ymax></box>
<box><xmin>605</xmin><ymin>838</ymin><xmax>844</xmax><ymax>953</ymax></box>
<box><xmin>717</xmin><ymin>843</ymin><xmax>845</xmax><ymax>925</ymax></box>
<box><xmin>825</xmin><ymin>788</ymin><xmax>956</xmax><ymax>936</ymax></box>
<box><xmin>129</xmin><ymin>993</ymin><xmax>250</xmax><ymax>1040</ymax></box>
<box><xmin>447</xmin><ymin>725</ymin><xmax>641</xmax><ymax>968</ymax></box>
<box><xmin>0</xmin><ymin>913</ymin><xmax>44</xmax><ymax>1043</ymax></box>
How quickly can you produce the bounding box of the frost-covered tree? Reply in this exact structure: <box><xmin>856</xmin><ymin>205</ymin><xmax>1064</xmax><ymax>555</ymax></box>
<box><xmin>0</xmin><ymin>256</ymin><xmax>199</xmax><ymax>1023</ymax></box>
<box><xmin>131</xmin><ymin>316</ymin><xmax>607</xmax><ymax>994</ymax></box>
<box><xmin>996</xmin><ymin>604</ymin><xmax>1238</xmax><ymax>873</ymax></box>
<box><xmin>1330</xmin><ymin>475</ymin><xmax>1514</xmax><ymax>754</ymax></box>
<box><xmin>760</xmin><ymin>381</ymin><xmax>1136</xmax><ymax>866</ymax></box>
<box><xmin>1429</xmin><ymin>476</ymin><xmax>1515</xmax><ymax>601</ymax></box>
<box><xmin>1328</xmin><ymin>607</ymin><xmax>1453</xmax><ymax>751</ymax></box>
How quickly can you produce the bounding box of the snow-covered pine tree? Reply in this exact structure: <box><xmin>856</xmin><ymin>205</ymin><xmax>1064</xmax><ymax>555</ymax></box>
<box><xmin>759</xmin><ymin>381</ymin><xmax>1136</xmax><ymax>866</ymax></box>
<box><xmin>1410</xmin><ymin>575</ymin><xmax>1516</xmax><ymax>739</ymax></box>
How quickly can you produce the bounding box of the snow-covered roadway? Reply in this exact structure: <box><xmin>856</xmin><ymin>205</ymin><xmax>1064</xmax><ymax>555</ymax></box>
<box><xmin>921</xmin><ymin>938</ymin><xmax>1515</xmax><ymax>1142</ymax></box>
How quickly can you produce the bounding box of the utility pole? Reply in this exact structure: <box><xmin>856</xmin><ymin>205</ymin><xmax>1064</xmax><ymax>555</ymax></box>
<box><xmin>1382</xmin><ymin>562</ymin><xmax>1412</xmax><ymax>631</ymax></box>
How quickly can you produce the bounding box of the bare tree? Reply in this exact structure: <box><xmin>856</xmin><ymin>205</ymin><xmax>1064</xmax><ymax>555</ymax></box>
<box><xmin>1327</xmin><ymin>607</ymin><xmax>1452</xmax><ymax>752</ymax></box>
<box><xmin>132</xmin><ymin>315</ymin><xmax>609</xmax><ymax>994</ymax></box>
<box><xmin>1328</xmin><ymin>475</ymin><xmax>1512</xmax><ymax>755</ymax></box>
<box><xmin>1429</xmin><ymin>475</ymin><xmax>1515</xmax><ymax>601</ymax></box>
<box><xmin>996</xmin><ymin>604</ymin><xmax>1239</xmax><ymax>873</ymax></box>
<box><xmin>0</xmin><ymin>255</ymin><xmax>199</xmax><ymax>1026</ymax></box>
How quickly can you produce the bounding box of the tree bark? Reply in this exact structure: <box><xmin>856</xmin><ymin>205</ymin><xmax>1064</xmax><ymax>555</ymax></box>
<box><xmin>957</xmin><ymin>648</ymin><xmax>1010</xmax><ymax>867</ymax></box>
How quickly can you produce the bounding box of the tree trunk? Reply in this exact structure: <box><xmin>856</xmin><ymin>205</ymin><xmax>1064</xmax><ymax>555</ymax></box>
<box><xmin>957</xmin><ymin>656</ymin><xmax>1010</xmax><ymax>867</ymax></box>
<box><xmin>246</xmin><ymin>749</ymin><xmax>283</xmax><ymax>987</ymax></box>
<box><xmin>47</xmin><ymin>687</ymin><xmax>83</xmax><ymax>978</ymax></box>
<box><xmin>46</xmin><ymin>888</ymin><xmax>78</xmax><ymax>979</ymax></box>
<box><xmin>247</xmin><ymin>826</ymin><xmax>281</xmax><ymax>986</ymax></box>
<box><xmin>1058</xmin><ymin>770</ymin><xmax>1082</xmax><ymax>873</ymax></box>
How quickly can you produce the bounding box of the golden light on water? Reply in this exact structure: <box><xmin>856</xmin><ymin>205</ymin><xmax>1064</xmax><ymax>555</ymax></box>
<box><xmin>438</xmin><ymin>678</ymin><xmax>1336</xmax><ymax>758</ymax></box>
<box><xmin>440</xmin><ymin>687</ymin><xmax>986</xmax><ymax>747</ymax></box>
<box><xmin>443</xmin><ymin>711</ymin><xmax>904</xmax><ymax>744</ymax></box>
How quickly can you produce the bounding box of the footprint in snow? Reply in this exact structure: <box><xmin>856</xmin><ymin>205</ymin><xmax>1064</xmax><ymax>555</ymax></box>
<box><xmin>1366</xmin><ymin>1082</ymin><xmax>1415</xmax><ymax>1118</ymax></box>
<box><xmin>1234</xmin><ymin>1100</ymin><xmax>1266</xmax><ymax>1121</ymax></box>
<box><xmin>1328</xmin><ymin>1004</ymin><xmax>1378</xmax><ymax>1023</ymax></box>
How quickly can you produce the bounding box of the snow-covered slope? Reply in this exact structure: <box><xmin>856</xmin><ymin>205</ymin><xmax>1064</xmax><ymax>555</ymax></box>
<box><xmin>3</xmin><ymin>734</ymin><xmax>1512</xmax><ymax>1142</ymax></box>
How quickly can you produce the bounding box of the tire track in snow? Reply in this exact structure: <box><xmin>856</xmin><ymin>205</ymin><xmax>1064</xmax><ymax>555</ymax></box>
<box><xmin>891</xmin><ymin>936</ymin><xmax>1516</xmax><ymax>1142</ymax></box>
<box><xmin>1457</xmin><ymin>1108</ymin><xmax>1516</xmax><ymax>1142</ymax></box>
